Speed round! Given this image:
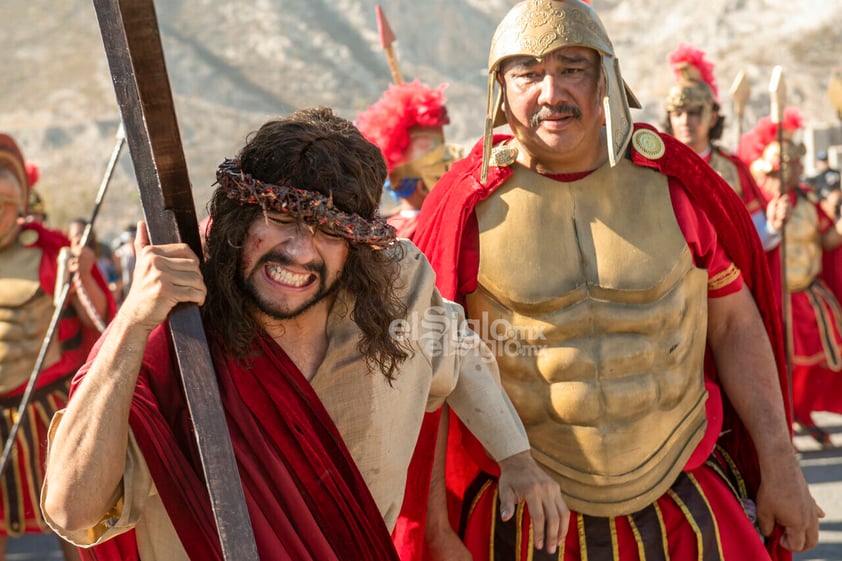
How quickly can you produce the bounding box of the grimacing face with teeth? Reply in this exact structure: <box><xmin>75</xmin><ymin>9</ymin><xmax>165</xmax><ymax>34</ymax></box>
<box><xmin>201</xmin><ymin>108</ymin><xmax>410</xmax><ymax>379</ymax></box>
<box><xmin>239</xmin><ymin>211</ymin><xmax>350</xmax><ymax>321</ymax></box>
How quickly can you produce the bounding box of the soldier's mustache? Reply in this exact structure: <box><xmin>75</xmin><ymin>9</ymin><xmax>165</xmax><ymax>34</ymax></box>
<box><xmin>532</xmin><ymin>104</ymin><xmax>582</xmax><ymax>126</ymax></box>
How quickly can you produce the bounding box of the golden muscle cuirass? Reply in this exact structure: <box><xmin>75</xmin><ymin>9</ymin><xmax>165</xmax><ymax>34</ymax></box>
<box><xmin>465</xmin><ymin>159</ymin><xmax>709</xmax><ymax>517</ymax></box>
<box><xmin>709</xmin><ymin>150</ymin><xmax>742</xmax><ymax>197</ymax></box>
<box><xmin>0</xmin><ymin>241</ymin><xmax>60</xmax><ymax>393</ymax></box>
<box><xmin>785</xmin><ymin>195</ymin><xmax>822</xmax><ymax>292</ymax></box>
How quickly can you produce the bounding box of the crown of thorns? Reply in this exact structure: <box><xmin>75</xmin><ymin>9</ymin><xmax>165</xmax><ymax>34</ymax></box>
<box><xmin>216</xmin><ymin>159</ymin><xmax>396</xmax><ymax>249</ymax></box>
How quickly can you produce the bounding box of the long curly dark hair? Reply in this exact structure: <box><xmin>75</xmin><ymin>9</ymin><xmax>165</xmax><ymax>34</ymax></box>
<box><xmin>201</xmin><ymin>107</ymin><xmax>410</xmax><ymax>380</ymax></box>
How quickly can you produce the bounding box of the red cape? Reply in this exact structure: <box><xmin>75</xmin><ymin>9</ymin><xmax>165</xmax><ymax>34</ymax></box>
<box><xmin>70</xmin><ymin>326</ymin><xmax>400</xmax><ymax>561</ymax></box>
<box><xmin>708</xmin><ymin>146</ymin><xmax>784</xmax><ymax>317</ymax></box>
<box><xmin>401</xmin><ymin>124</ymin><xmax>791</xmax><ymax>561</ymax></box>
<box><xmin>709</xmin><ymin>145</ymin><xmax>767</xmax><ymax>214</ymax></box>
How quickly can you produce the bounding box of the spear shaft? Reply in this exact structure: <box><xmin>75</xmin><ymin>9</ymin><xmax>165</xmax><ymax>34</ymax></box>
<box><xmin>769</xmin><ymin>65</ymin><xmax>793</xmax><ymax>404</ymax></box>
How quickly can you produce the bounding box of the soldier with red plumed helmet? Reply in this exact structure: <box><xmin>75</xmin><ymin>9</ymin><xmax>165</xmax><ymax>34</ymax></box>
<box><xmin>663</xmin><ymin>44</ymin><xmax>789</xmax><ymax>252</ymax></box>
<box><xmin>356</xmin><ymin>80</ymin><xmax>463</xmax><ymax>239</ymax></box>
<box><xmin>742</xmin><ymin>109</ymin><xmax>842</xmax><ymax>447</ymax></box>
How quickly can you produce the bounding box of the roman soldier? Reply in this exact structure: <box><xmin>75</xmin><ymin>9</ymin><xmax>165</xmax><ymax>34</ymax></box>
<box><xmin>0</xmin><ymin>133</ymin><xmax>113</xmax><ymax>560</ymax></box>
<box><xmin>410</xmin><ymin>0</ymin><xmax>820</xmax><ymax>559</ymax></box>
<box><xmin>743</xmin><ymin>109</ymin><xmax>842</xmax><ymax>446</ymax></box>
<box><xmin>663</xmin><ymin>43</ymin><xmax>787</xmax><ymax>252</ymax></box>
<box><xmin>356</xmin><ymin>80</ymin><xmax>463</xmax><ymax>240</ymax></box>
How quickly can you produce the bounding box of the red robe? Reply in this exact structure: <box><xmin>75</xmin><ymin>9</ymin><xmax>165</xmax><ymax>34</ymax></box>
<box><xmin>69</xmin><ymin>325</ymin><xmax>400</xmax><ymax>561</ymax></box>
<box><xmin>705</xmin><ymin>146</ymin><xmax>785</xmax><ymax>322</ymax></box>
<box><xmin>399</xmin><ymin>124</ymin><xmax>791</xmax><ymax>560</ymax></box>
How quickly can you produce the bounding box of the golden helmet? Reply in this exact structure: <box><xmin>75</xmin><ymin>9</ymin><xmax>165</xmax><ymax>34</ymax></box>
<box><xmin>663</xmin><ymin>44</ymin><xmax>718</xmax><ymax>114</ymax></box>
<box><xmin>482</xmin><ymin>0</ymin><xmax>640</xmax><ymax>180</ymax></box>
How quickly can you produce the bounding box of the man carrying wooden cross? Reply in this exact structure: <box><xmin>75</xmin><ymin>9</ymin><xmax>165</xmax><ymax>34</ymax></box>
<box><xmin>41</xmin><ymin>107</ymin><xmax>568</xmax><ymax>561</ymax></box>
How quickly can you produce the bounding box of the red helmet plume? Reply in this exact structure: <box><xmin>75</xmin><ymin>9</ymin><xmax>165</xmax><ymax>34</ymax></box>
<box><xmin>668</xmin><ymin>43</ymin><xmax>718</xmax><ymax>102</ymax></box>
<box><xmin>738</xmin><ymin>107</ymin><xmax>804</xmax><ymax>166</ymax></box>
<box><xmin>356</xmin><ymin>80</ymin><xmax>449</xmax><ymax>173</ymax></box>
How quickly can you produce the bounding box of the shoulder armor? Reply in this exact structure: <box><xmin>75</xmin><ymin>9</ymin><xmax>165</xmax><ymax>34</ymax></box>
<box><xmin>631</xmin><ymin>129</ymin><xmax>665</xmax><ymax>161</ymax></box>
<box><xmin>488</xmin><ymin>144</ymin><xmax>518</xmax><ymax>168</ymax></box>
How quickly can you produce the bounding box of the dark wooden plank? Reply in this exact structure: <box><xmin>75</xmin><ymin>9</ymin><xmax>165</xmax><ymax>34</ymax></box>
<box><xmin>91</xmin><ymin>0</ymin><xmax>259</xmax><ymax>558</ymax></box>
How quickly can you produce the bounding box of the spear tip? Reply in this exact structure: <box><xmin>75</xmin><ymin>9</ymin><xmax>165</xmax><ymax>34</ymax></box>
<box><xmin>769</xmin><ymin>66</ymin><xmax>786</xmax><ymax>124</ymax></box>
<box><xmin>376</xmin><ymin>5</ymin><xmax>396</xmax><ymax>49</ymax></box>
<box><xmin>729</xmin><ymin>69</ymin><xmax>750</xmax><ymax>114</ymax></box>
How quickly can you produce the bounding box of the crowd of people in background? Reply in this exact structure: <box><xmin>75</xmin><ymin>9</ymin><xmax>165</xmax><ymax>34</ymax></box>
<box><xmin>658</xmin><ymin>43</ymin><xmax>842</xmax><ymax>449</ymax></box>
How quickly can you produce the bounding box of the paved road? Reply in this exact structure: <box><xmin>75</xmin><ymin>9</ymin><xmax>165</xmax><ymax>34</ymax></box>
<box><xmin>8</xmin><ymin>414</ymin><xmax>842</xmax><ymax>560</ymax></box>
<box><xmin>6</xmin><ymin>533</ymin><xmax>62</xmax><ymax>560</ymax></box>
<box><xmin>794</xmin><ymin>412</ymin><xmax>842</xmax><ymax>561</ymax></box>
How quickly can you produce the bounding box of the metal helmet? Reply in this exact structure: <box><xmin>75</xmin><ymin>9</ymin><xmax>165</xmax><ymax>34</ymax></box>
<box><xmin>482</xmin><ymin>0</ymin><xmax>640</xmax><ymax>181</ymax></box>
<box><xmin>664</xmin><ymin>44</ymin><xmax>718</xmax><ymax>132</ymax></box>
<box><xmin>664</xmin><ymin>80</ymin><xmax>716</xmax><ymax>134</ymax></box>
<box><xmin>664</xmin><ymin>78</ymin><xmax>716</xmax><ymax>114</ymax></box>
<box><xmin>750</xmin><ymin>140</ymin><xmax>806</xmax><ymax>179</ymax></box>
<box><xmin>27</xmin><ymin>189</ymin><xmax>47</xmax><ymax>217</ymax></box>
<box><xmin>741</xmin><ymin>107</ymin><xmax>805</xmax><ymax>180</ymax></box>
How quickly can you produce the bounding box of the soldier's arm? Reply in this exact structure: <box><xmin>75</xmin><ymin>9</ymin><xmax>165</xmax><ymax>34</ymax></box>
<box><xmin>67</xmin><ymin>243</ymin><xmax>111</xmax><ymax>328</ymax></box>
<box><xmin>435</xmin><ymin>299</ymin><xmax>568</xmax><ymax>554</ymax></box>
<box><xmin>43</xmin><ymin>223</ymin><xmax>205</xmax><ymax>531</ymax></box>
<box><xmin>707</xmin><ymin>285</ymin><xmax>821</xmax><ymax>552</ymax></box>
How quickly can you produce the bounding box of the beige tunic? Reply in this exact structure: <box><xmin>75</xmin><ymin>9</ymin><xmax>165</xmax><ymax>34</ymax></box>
<box><xmin>43</xmin><ymin>240</ymin><xmax>528</xmax><ymax>558</ymax></box>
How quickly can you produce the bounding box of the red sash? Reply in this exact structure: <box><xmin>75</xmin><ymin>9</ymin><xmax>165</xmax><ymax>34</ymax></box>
<box><xmin>72</xmin><ymin>326</ymin><xmax>399</xmax><ymax>560</ymax></box>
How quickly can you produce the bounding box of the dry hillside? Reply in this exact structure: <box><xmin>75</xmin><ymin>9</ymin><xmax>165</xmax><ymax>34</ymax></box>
<box><xmin>2</xmin><ymin>0</ymin><xmax>840</xmax><ymax>240</ymax></box>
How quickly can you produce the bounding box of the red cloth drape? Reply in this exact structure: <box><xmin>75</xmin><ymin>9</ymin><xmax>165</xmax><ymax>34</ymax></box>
<box><xmin>4</xmin><ymin>222</ymin><xmax>116</xmax><ymax>395</ymax></box>
<box><xmin>70</xmin><ymin>326</ymin><xmax>400</xmax><ymax>561</ymax></box>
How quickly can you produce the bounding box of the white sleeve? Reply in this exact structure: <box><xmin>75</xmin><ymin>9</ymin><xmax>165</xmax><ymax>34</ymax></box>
<box><xmin>396</xmin><ymin>241</ymin><xmax>530</xmax><ymax>462</ymax></box>
<box><xmin>42</xmin><ymin>410</ymin><xmax>154</xmax><ymax>547</ymax></box>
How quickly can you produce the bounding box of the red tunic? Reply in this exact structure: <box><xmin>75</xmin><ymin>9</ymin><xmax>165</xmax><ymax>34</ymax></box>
<box><xmin>70</xmin><ymin>326</ymin><xmax>400</xmax><ymax>561</ymax></box>
<box><xmin>398</xmin><ymin>125</ymin><xmax>790</xmax><ymax>561</ymax></box>
<box><xmin>778</xmin><ymin>188</ymin><xmax>842</xmax><ymax>420</ymax></box>
<box><xmin>0</xmin><ymin>222</ymin><xmax>114</xmax><ymax>537</ymax></box>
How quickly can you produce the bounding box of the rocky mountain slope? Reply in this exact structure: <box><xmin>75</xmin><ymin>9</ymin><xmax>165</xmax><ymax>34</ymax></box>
<box><xmin>2</xmin><ymin>0</ymin><xmax>840</xmax><ymax>239</ymax></box>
